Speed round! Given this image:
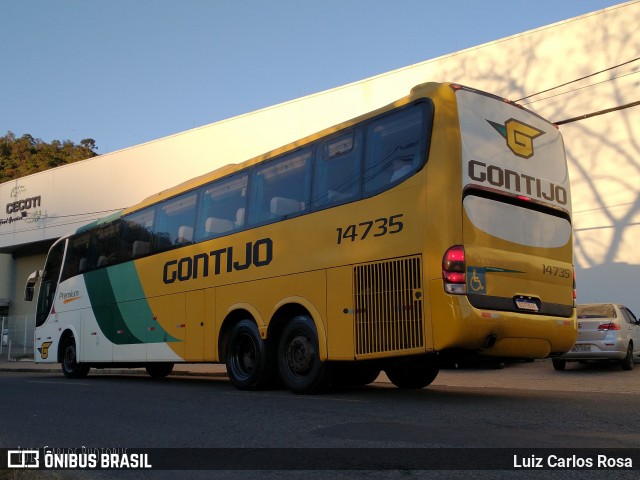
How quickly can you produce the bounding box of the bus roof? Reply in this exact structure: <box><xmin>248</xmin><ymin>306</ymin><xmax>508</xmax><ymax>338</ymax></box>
<box><xmin>120</xmin><ymin>81</ymin><xmax>445</xmax><ymax>216</ymax></box>
<box><xmin>85</xmin><ymin>81</ymin><xmax>544</xmax><ymax>226</ymax></box>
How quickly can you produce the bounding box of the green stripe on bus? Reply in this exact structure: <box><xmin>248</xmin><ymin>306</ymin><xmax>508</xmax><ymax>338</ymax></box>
<box><xmin>108</xmin><ymin>263</ymin><xmax>178</xmax><ymax>343</ymax></box>
<box><xmin>84</xmin><ymin>268</ymin><xmax>143</xmax><ymax>345</ymax></box>
<box><xmin>84</xmin><ymin>264</ymin><xmax>178</xmax><ymax>345</ymax></box>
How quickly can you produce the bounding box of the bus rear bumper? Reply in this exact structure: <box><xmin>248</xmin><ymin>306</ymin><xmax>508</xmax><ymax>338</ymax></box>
<box><xmin>429</xmin><ymin>282</ymin><xmax>577</xmax><ymax>359</ymax></box>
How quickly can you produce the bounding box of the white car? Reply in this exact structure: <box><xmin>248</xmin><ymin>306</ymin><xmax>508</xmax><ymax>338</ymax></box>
<box><xmin>553</xmin><ymin>303</ymin><xmax>640</xmax><ymax>371</ymax></box>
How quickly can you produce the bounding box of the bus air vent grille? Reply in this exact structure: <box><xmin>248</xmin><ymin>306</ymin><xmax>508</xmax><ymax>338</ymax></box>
<box><xmin>354</xmin><ymin>255</ymin><xmax>424</xmax><ymax>356</ymax></box>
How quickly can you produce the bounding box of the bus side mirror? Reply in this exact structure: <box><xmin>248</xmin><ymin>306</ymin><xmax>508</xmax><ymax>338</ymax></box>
<box><xmin>24</xmin><ymin>270</ymin><xmax>42</xmax><ymax>301</ymax></box>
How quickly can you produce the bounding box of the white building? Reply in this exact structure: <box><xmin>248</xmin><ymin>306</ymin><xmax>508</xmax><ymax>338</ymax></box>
<box><xmin>1</xmin><ymin>1</ymin><xmax>639</xmax><ymax>320</ymax></box>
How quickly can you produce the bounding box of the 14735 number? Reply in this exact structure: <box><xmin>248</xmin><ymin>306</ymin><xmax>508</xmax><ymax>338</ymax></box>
<box><xmin>542</xmin><ymin>264</ymin><xmax>571</xmax><ymax>278</ymax></box>
<box><xmin>336</xmin><ymin>214</ymin><xmax>404</xmax><ymax>244</ymax></box>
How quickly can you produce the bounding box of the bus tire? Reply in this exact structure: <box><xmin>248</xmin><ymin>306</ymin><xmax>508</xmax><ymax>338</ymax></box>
<box><xmin>277</xmin><ymin>315</ymin><xmax>328</xmax><ymax>394</ymax></box>
<box><xmin>146</xmin><ymin>363</ymin><xmax>174</xmax><ymax>378</ymax></box>
<box><xmin>384</xmin><ymin>362</ymin><xmax>438</xmax><ymax>389</ymax></box>
<box><xmin>61</xmin><ymin>335</ymin><xmax>90</xmax><ymax>379</ymax></box>
<box><xmin>225</xmin><ymin>319</ymin><xmax>275</xmax><ymax>390</ymax></box>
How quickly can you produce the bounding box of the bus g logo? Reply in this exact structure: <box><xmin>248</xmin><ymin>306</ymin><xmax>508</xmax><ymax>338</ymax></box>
<box><xmin>38</xmin><ymin>341</ymin><xmax>53</xmax><ymax>359</ymax></box>
<box><xmin>488</xmin><ymin>119</ymin><xmax>544</xmax><ymax>159</ymax></box>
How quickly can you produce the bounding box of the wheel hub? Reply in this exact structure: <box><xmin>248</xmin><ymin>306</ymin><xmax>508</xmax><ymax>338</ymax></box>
<box><xmin>287</xmin><ymin>336</ymin><xmax>312</xmax><ymax>375</ymax></box>
<box><xmin>64</xmin><ymin>346</ymin><xmax>76</xmax><ymax>367</ymax></box>
<box><xmin>237</xmin><ymin>336</ymin><xmax>257</xmax><ymax>374</ymax></box>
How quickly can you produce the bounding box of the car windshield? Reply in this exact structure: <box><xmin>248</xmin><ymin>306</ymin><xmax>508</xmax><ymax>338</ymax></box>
<box><xmin>577</xmin><ymin>304</ymin><xmax>616</xmax><ymax>319</ymax></box>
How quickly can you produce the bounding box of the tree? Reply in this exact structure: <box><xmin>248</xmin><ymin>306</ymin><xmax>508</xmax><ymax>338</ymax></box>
<box><xmin>80</xmin><ymin>138</ymin><xmax>97</xmax><ymax>152</ymax></box>
<box><xmin>0</xmin><ymin>131</ymin><xmax>99</xmax><ymax>183</ymax></box>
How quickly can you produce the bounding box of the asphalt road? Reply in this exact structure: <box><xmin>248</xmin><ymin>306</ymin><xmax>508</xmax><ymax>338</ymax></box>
<box><xmin>1</xmin><ymin>359</ymin><xmax>639</xmax><ymax>480</ymax></box>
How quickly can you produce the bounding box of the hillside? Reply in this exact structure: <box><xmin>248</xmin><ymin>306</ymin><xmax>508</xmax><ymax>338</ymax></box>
<box><xmin>0</xmin><ymin>131</ymin><xmax>99</xmax><ymax>183</ymax></box>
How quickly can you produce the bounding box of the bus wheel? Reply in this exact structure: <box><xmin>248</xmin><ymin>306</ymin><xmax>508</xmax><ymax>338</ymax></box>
<box><xmin>278</xmin><ymin>316</ymin><xmax>328</xmax><ymax>394</ymax></box>
<box><xmin>146</xmin><ymin>363</ymin><xmax>174</xmax><ymax>378</ymax></box>
<box><xmin>225</xmin><ymin>320</ymin><xmax>274</xmax><ymax>390</ymax></box>
<box><xmin>61</xmin><ymin>336</ymin><xmax>90</xmax><ymax>379</ymax></box>
<box><xmin>384</xmin><ymin>362</ymin><xmax>438</xmax><ymax>389</ymax></box>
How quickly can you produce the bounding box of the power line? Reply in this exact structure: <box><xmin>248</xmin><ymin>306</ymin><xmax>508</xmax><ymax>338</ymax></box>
<box><xmin>0</xmin><ymin>217</ymin><xmax>102</xmax><ymax>237</ymax></box>
<box><xmin>511</xmin><ymin>57</ymin><xmax>640</xmax><ymax>125</ymax></box>
<box><xmin>0</xmin><ymin>209</ymin><xmax>124</xmax><ymax>237</ymax></box>
<box><xmin>522</xmin><ymin>70</ymin><xmax>640</xmax><ymax>105</ymax></box>
<box><xmin>515</xmin><ymin>57</ymin><xmax>640</xmax><ymax>102</ymax></box>
<box><xmin>574</xmin><ymin>201</ymin><xmax>638</xmax><ymax>215</ymax></box>
<box><xmin>555</xmin><ymin>100</ymin><xmax>640</xmax><ymax>126</ymax></box>
<box><xmin>574</xmin><ymin>221</ymin><xmax>640</xmax><ymax>233</ymax></box>
<box><xmin>24</xmin><ymin>209</ymin><xmax>125</xmax><ymax>220</ymax></box>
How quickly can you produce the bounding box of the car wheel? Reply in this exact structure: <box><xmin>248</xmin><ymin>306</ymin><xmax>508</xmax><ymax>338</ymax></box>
<box><xmin>552</xmin><ymin>359</ymin><xmax>566</xmax><ymax>371</ymax></box>
<box><xmin>620</xmin><ymin>342</ymin><xmax>634</xmax><ymax>371</ymax></box>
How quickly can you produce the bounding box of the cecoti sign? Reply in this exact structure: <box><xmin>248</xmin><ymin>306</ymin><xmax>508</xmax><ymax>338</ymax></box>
<box><xmin>6</xmin><ymin>195</ymin><xmax>42</xmax><ymax>214</ymax></box>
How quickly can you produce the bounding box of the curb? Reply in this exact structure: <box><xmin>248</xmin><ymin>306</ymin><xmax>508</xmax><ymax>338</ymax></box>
<box><xmin>0</xmin><ymin>365</ymin><xmax>229</xmax><ymax>379</ymax></box>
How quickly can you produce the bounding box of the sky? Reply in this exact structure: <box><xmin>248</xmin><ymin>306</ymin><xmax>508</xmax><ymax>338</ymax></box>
<box><xmin>0</xmin><ymin>0</ymin><xmax>625</xmax><ymax>155</ymax></box>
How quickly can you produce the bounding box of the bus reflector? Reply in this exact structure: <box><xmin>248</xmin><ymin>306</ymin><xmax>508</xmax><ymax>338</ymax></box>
<box><xmin>443</xmin><ymin>245</ymin><xmax>466</xmax><ymax>294</ymax></box>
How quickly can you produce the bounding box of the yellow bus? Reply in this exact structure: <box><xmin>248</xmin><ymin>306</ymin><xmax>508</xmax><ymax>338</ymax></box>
<box><xmin>26</xmin><ymin>82</ymin><xmax>576</xmax><ymax>393</ymax></box>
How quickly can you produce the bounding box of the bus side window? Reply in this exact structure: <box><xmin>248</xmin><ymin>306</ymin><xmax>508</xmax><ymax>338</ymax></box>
<box><xmin>153</xmin><ymin>192</ymin><xmax>197</xmax><ymax>253</ymax></box>
<box><xmin>364</xmin><ymin>105</ymin><xmax>425</xmax><ymax>194</ymax></box>
<box><xmin>119</xmin><ymin>208</ymin><xmax>155</xmax><ymax>260</ymax></box>
<box><xmin>311</xmin><ymin>130</ymin><xmax>362</xmax><ymax>209</ymax></box>
<box><xmin>196</xmin><ymin>173</ymin><xmax>248</xmax><ymax>242</ymax></box>
<box><xmin>89</xmin><ymin>221</ymin><xmax>121</xmax><ymax>268</ymax></box>
<box><xmin>248</xmin><ymin>148</ymin><xmax>312</xmax><ymax>225</ymax></box>
<box><xmin>61</xmin><ymin>232</ymin><xmax>91</xmax><ymax>281</ymax></box>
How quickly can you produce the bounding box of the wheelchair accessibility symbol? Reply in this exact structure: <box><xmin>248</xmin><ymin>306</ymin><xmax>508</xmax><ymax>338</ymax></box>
<box><xmin>468</xmin><ymin>267</ymin><xmax>486</xmax><ymax>294</ymax></box>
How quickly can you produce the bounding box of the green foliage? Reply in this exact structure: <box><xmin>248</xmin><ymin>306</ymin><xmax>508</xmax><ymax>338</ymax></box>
<box><xmin>0</xmin><ymin>131</ymin><xmax>99</xmax><ymax>183</ymax></box>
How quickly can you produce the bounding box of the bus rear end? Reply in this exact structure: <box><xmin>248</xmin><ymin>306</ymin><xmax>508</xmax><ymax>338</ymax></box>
<box><xmin>436</xmin><ymin>85</ymin><xmax>576</xmax><ymax>359</ymax></box>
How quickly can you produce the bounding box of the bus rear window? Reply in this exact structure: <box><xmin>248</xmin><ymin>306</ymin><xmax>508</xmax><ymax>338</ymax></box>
<box><xmin>463</xmin><ymin>195</ymin><xmax>571</xmax><ymax>248</ymax></box>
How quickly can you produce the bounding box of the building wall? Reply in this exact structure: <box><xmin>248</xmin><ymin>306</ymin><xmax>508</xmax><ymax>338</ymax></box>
<box><xmin>0</xmin><ymin>253</ymin><xmax>13</xmax><ymax>311</ymax></box>
<box><xmin>0</xmin><ymin>2</ymin><xmax>638</xmax><ymax>312</ymax></box>
<box><xmin>9</xmin><ymin>252</ymin><xmax>47</xmax><ymax>318</ymax></box>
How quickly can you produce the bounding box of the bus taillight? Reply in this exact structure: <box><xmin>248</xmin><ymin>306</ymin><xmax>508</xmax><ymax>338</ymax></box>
<box><xmin>443</xmin><ymin>245</ymin><xmax>466</xmax><ymax>294</ymax></box>
<box><xmin>573</xmin><ymin>268</ymin><xmax>577</xmax><ymax>307</ymax></box>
